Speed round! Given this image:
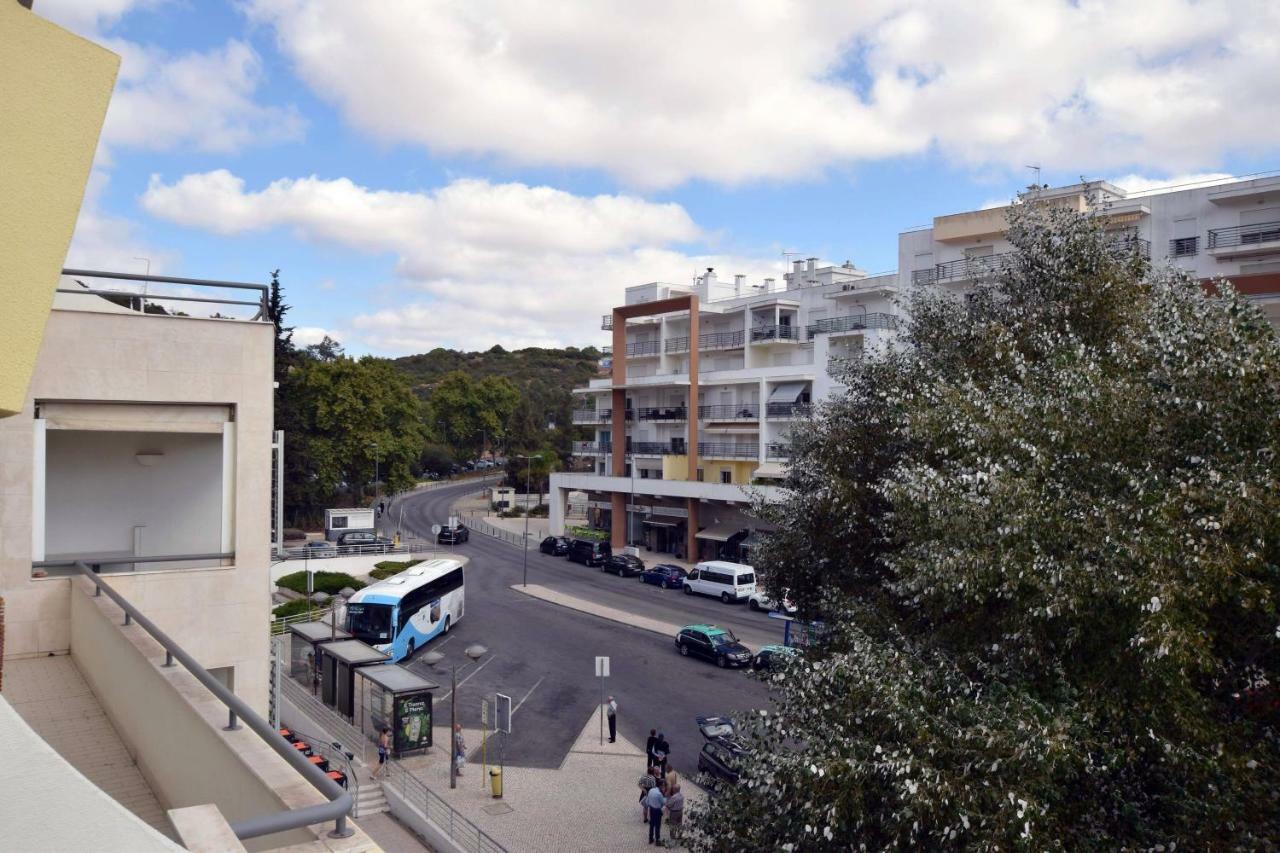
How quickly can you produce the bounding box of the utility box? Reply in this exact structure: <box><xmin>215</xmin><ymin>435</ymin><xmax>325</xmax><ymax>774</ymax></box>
<box><xmin>325</xmin><ymin>508</ymin><xmax>376</xmax><ymax>542</ymax></box>
<box><xmin>490</xmin><ymin>486</ymin><xmax>517</xmax><ymax>510</ymax></box>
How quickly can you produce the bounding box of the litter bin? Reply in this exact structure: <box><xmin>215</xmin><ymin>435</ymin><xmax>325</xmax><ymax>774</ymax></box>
<box><xmin>489</xmin><ymin>767</ymin><xmax>503</xmax><ymax>798</ymax></box>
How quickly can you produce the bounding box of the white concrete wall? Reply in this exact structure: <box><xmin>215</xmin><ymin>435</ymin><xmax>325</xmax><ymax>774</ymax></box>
<box><xmin>44</xmin><ymin>430</ymin><xmax>222</xmax><ymax>559</ymax></box>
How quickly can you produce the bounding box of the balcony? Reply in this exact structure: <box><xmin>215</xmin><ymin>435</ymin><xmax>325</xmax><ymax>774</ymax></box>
<box><xmin>766</xmin><ymin>442</ymin><xmax>792</xmax><ymax>460</ymax></box>
<box><xmin>749</xmin><ymin>324</ymin><xmax>802</xmax><ymax>344</ymax></box>
<box><xmin>637</xmin><ymin>406</ymin><xmax>688</xmax><ymax>422</ymax></box>
<box><xmin>601</xmin><ymin>314</ymin><xmax>614</xmax><ymax>330</ymax></box>
<box><xmin>807</xmin><ymin>312</ymin><xmax>898</xmax><ymax>337</ymax></box>
<box><xmin>664</xmin><ymin>329</ymin><xmax>746</xmax><ymax>354</ymax></box>
<box><xmin>572</xmin><ymin>408</ymin><xmax>611</xmax><ymax>424</ymax></box>
<box><xmin>625</xmin><ymin>340</ymin><xmax>661</xmax><ymax>357</ymax></box>
<box><xmin>766</xmin><ymin>401</ymin><xmax>811</xmax><ymax>418</ymax></box>
<box><xmin>1106</xmin><ymin>233</ymin><xmax>1151</xmax><ymax>260</ymax></box>
<box><xmin>933</xmin><ymin>252</ymin><xmax>1016</xmax><ymax>284</ymax></box>
<box><xmin>57</xmin><ymin>268</ymin><xmax>270</xmax><ymax>321</ymax></box>
<box><xmin>911</xmin><ymin>268</ymin><xmax>937</xmax><ymax>286</ymax></box>
<box><xmin>698</xmin><ymin>442</ymin><xmax>759</xmax><ymax>460</ymax></box>
<box><xmin>573</xmin><ymin>441</ymin><xmax>611</xmax><ymax>454</ymax></box>
<box><xmin>699</xmin><ymin>403</ymin><xmax>759</xmax><ymax>420</ymax></box>
<box><xmin>1207</xmin><ymin>221</ymin><xmax>1280</xmax><ymax>258</ymax></box>
<box><xmin>631</xmin><ymin>441</ymin><xmax>681</xmax><ymax>456</ymax></box>
<box><xmin>1170</xmin><ymin>236</ymin><xmax>1199</xmax><ymax>258</ymax></box>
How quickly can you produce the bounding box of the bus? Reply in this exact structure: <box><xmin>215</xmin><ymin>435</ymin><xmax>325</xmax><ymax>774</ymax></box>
<box><xmin>344</xmin><ymin>557</ymin><xmax>466</xmax><ymax>663</ymax></box>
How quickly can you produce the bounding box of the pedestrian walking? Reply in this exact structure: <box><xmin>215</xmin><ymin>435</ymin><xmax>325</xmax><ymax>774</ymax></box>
<box><xmin>606</xmin><ymin>696</ymin><xmax>618</xmax><ymax>743</ymax></box>
<box><xmin>637</xmin><ymin>767</ymin><xmax>658</xmax><ymax>822</ymax></box>
<box><xmin>453</xmin><ymin>723</ymin><xmax>467</xmax><ymax>776</ymax></box>
<box><xmin>372</xmin><ymin>727</ymin><xmax>391</xmax><ymax>779</ymax></box>
<box><xmin>645</xmin><ymin>729</ymin><xmax>658</xmax><ymax>769</ymax></box>
<box><xmin>666</xmin><ymin>783</ymin><xmax>684</xmax><ymax>842</ymax></box>
<box><xmin>645</xmin><ymin>781</ymin><xmax>667</xmax><ymax>845</ymax></box>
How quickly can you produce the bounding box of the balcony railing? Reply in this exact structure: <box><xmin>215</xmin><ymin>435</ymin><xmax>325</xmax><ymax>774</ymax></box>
<box><xmin>664</xmin><ymin>335</ymin><xmax>690</xmax><ymax>354</ymax></box>
<box><xmin>766</xmin><ymin>442</ymin><xmax>792</xmax><ymax>460</ymax></box>
<box><xmin>663</xmin><ymin>329</ymin><xmax>747</xmax><ymax>354</ymax></box>
<box><xmin>625</xmin><ymin>340</ymin><xmax>661</xmax><ymax>357</ymax></box>
<box><xmin>698</xmin><ymin>442</ymin><xmax>759</xmax><ymax>459</ymax></box>
<box><xmin>600</xmin><ymin>345</ymin><xmax>613</xmax><ymax>356</ymax></box>
<box><xmin>911</xmin><ymin>268</ymin><xmax>938</xmax><ymax>286</ymax></box>
<box><xmin>601</xmin><ymin>314</ymin><xmax>614</xmax><ymax>330</ymax></box>
<box><xmin>806</xmin><ymin>312</ymin><xmax>898</xmax><ymax>336</ymax></box>
<box><xmin>749</xmin><ymin>324</ymin><xmax>802</xmax><ymax>343</ymax></box>
<box><xmin>765</xmin><ymin>401</ymin><xmax>811</xmax><ymax>418</ymax></box>
<box><xmin>1208</xmin><ymin>221</ymin><xmax>1280</xmax><ymax>250</ymax></box>
<box><xmin>632</xmin><ymin>441</ymin><xmax>680</xmax><ymax>455</ymax></box>
<box><xmin>934</xmin><ymin>253</ymin><xmax>1016</xmax><ymax>284</ymax></box>
<box><xmin>572</xmin><ymin>408</ymin><xmax>611</xmax><ymax>423</ymax></box>
<box><xmin>573</xmin><ymin>441</ymin><xmax>611</xmax><ymax>454</ymax></box>
<box><xmin>58</xmin><ymin>268</ymin><xmax>270</xmax><ymax>321</ymax></box>
<box><xmin>1107</xmin><ymin>234</ymin><xmax>1151</xmax><ymax>260</ymax></box>
<box><xmin>637</xmin><ymin>406</ymin><xmax>688</xmax><ymax>421</ymax></box>
<box><xmin>699</xmin><ymin>403</ymin><xmax>759</xmax><ymax>420</ymax></box>
<box><xmin>1170</xmin><ymin>236</ymin><xmax>1199</xmax><ymax>258</ymax></box>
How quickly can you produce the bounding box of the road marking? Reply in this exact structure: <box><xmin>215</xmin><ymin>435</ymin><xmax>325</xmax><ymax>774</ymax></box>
<box><xmin>510</xmin><ymin>675</ymin><xmax>545</xmax><ymax>719</ymax></box>
<box><xmin>436</xmin><ymin>654</ymin><xmax>496</xmax><ymax>702</ymax></box>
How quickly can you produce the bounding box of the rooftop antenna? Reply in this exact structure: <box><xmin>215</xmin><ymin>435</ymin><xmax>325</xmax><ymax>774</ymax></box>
<box><xmin>1026</xmin><ymin>163</ymin><xmax>1042</xmax><ymax>190</ymax></box>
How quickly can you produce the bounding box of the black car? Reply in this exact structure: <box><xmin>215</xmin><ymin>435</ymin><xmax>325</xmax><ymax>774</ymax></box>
<box><xmin>639</xmin><ymin>564</ymin><xmax>687</xmax><ymax>589</ymax></box>
<box><xmin>752</xmin><ymin>644</ymin><xmax>800</xmax><ymax>671</ymax></box>
<box><xmin>437</xmin><ymin>523</ymin><xmax>469</xmax><ymax>545</ymax></box>
<box><xmin>675</xmin><ymin>625</ymin><xmax>752</xmax><ymax>668</ymax></box>
<box><xmin>539</xmin><ymin>535</ymin><xmax>571</xmax><ymax>556</ymax></box>
<box><xmin>567</xmin><ymin>539</ymin><xmax>609</xmax><ymax>567</ymax></box>
<box><xmin>337</xmin><ymin>531</ymin><xmax>385</xmax><ymax>548</ymax></box>
<box><xmin>603</xmin><ymin>553</ymin><xmax>645</xmax><ymax>577</ymax></box>
<box><xmin>697</xmin><ymin>737</ymin><xmax>747</xmax><ymax>785</ymax></box>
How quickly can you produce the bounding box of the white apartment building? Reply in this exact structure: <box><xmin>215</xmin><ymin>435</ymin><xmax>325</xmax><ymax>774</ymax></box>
<box><xmin>552</xmin><ymin>173</ymin><xmax>1280</xmax><ymax>560</ymax></box>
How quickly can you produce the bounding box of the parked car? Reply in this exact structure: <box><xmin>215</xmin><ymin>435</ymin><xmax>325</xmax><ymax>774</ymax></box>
<box><xmin>639</xmin><ymin>564</ymin><xmax>687</xmax><ymax>589</ymax></box>
<box><xmin>683</xmin><ymin>560</ymin><xmax>756</xmax><ymax>604</ymax></box>
<box><xmin>695</xmin><ymin>714</ymin><xmax>736</xmax><ymax>741</ymax></box>
<box><xmin>303</xmin><ymin>540</ymin><xmax>337</xmax><ymax>558</ymax></box>
<box><xmin>748</xmin><ymin>587</ymin><xmax>796</xmax><ymax>614</ymax></box>
<box><xmin>675</xmin><ymin>624</ymin><xmax>752</xmax><ymax>668</ymax></box>
<box><xmin>337</xmin><ymin>531</ymin><xmax>382</xmax><ymax>548</ymax></box>
<box><xmin>603</xmin><ymin>553</ymin><xmax>645</xmax><ymax>577</ymax></box>
<box><xmin>437</xmin><ymin>523</ymin><xmax>470</xmax><ymax>545</ymax></box>
<box><xmin>697</xmin><ymin>737</ymin><xmax>747</xmax><ymax>785</ymax></box>
<box><xmin>752</xmin><ymin>644</ymin><xmax>800</xmax><ymax>671</ymax></box>
<box><xmin>567</xmin><ymin>539</ymin><xmax>610</xmax><ymax>567</ymax></box>
<box><xmin>539</xmin><ymin>535</ymin><xmax>571</xmax><ymax>556</ymax></box>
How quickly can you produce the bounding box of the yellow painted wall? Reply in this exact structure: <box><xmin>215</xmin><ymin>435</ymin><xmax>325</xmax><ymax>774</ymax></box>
<box><xmin>677</xmin><ymin>457</ymin><xmax>756</xmax><ymax>484</ymax></box>
<box><xmin>662</xmin><ymin>454</ymin><xmax>690</xmax><ymax>481</ymax></box>
<box><xmin>0</xmin><ymin>4</ymin><xmax>119</xmax><ymax>417</ymax></box>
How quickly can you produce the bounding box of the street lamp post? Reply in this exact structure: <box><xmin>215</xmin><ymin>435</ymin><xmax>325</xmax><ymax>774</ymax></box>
<box><xmin>424</xmin><ymin>644</ymin><xmax>487</xmax><ymax>790</ymax></box>
<box><xmin>516</xmin><ymin>454</ymin><xmax>536</xmax><ymax>587</ymax></box>
<box><xmin>370</xmin><ymin>441</ymin><xmax>380</xmax><ymax>501</ymax></box>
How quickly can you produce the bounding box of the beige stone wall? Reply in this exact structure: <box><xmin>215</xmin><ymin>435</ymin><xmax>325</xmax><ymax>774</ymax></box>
<box><xmin>0</xmin><ymin>307</ymin><xmax>274</xmax><ymax>713</ymax></box>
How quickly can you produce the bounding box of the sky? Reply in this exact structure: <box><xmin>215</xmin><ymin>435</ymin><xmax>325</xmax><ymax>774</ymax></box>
<box><xmin>40</xmin><ymin>0</ymin><xmax>1280</xmax><ymax>356</ymax></box>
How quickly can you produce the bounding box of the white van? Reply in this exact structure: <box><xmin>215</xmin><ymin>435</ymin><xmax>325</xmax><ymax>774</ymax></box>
<box><xmin>683</xmin><ymin>560</ymin><xmax>756</xmax><ymax>603</ymax></box>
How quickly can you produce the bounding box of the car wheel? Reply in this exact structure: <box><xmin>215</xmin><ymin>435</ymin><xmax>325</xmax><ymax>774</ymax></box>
<box><xmin>678</xmin><ymin>643</ymin><xmax>689</xmax><ymax>657</ymax></box>
<box><xmin>639</xmin><ymin>575</ymin><xmax>646</xmax><ymax>583</ymax></box>
<box><xmin>406</xmin><ymin>638</ymin><xmax>416</xmax><ymax>659</ymax></box>
<box><xmin>749</xmin><ymin>598</ymin><xmax>759</xmax><ymax>611</ymax></box>
<box><xmin>661</xmin><ymin>580</ymin><xmax>669</xmax><ymax>589</ymax></box>
<box><xmin>716</xmin><ymin>655</ymin><xmax>727</xmax><ymax>668</ymax></box>
<box><xmin>683</xmin><ymin>584</ymin><xmax>693</xmax><ymax>595</ymax></box>
<box><xmin>618</xmin><ymin>568</ymin><xmax>625</xmax><ymax>577</ymax></box>
<box><xmin>721</xmin><ymin>592</ymin><xmax>732</xmax><ymax>604</ymax></box>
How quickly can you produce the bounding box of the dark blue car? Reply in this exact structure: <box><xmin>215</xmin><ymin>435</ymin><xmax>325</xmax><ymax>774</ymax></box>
<box><xmin>639</xmin><ymin>564</ymin><xmax>688</xmax><ymax>589</ymax></box>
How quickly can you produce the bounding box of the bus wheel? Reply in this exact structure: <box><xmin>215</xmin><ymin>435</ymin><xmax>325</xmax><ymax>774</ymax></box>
<box><xmin>406</xmin><ymin>638</ymin><xmax>416</xmax><ymax>659</ymax></box>
<box><xmin>443</xmin><ymin>616</ymin><xmax>451</xmax><ymax>634</ymax></box>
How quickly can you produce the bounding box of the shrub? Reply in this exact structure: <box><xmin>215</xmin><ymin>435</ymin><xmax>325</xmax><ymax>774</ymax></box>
<box><xmin>276</xmin><ymin>570</ymin><xmax>365</xmax><ymax>596</ymax></box>
<box><xmin>527</xmin><ymin>504</ymin><xmax>549</xmax><ymax>517</ymax></box>
<box><xmin>282</xmin><ymin>527</ymin><xmax>307</xmax><ymax>541</ymax></box>
<box><xmin>568</xmin><ymin>525</ymin><xmax>608</xmax><ymax>541</ymax></box>
<box><xmin>271</xmin><ymin>598</ymin><xmax>315</xmax><ymax>620</ymax></box>
<box><xmin>370</xmin><ymin>559</ymin><xmax>423</xmax><ymax>580</ymax></box>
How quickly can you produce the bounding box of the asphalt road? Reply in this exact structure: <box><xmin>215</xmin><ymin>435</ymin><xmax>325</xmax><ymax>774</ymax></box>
<box><xmin>383</xmin><ymin>480</ymin><xmax>778</xmax><ymax>779</ymax></box>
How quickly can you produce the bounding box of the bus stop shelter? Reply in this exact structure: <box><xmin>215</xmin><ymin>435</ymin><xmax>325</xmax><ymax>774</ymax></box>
<box><xmin>316</xmin><ymin>639</ymin><xmax>389</xmax><ymax>720</ymax></box>
<box><xmin>355</xmin><ymin>665</ymin><xmax>438</xmax><ymax>756</ymax></box>
<box><xmin>287</xmin><ymin>621</ymin><xmax>352</xmax><ymax>691</ymax></box>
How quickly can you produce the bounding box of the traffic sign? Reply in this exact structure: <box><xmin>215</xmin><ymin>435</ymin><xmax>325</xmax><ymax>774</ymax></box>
<box><xmin>431</xmin><ymin>524</ymin><xmax>442</xmax><ymax>535</ymax></box>
<box><xmin>482</xmin><ymin>699</ymin><xmax>489</xmax><ymax>726</ymax></box>
<box><xmin>496</xmin><ymin>693</ymin><xmax>512</xmax><ymax>734</ymax></box>
<box><xmin>595</xmin><ymin>656</ymin><xmax>610</xmax><ymax>678</ymax></box>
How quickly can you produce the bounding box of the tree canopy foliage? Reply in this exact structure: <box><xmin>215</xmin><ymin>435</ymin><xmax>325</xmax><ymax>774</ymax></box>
<box><xmin>691</xmin><ymin>202</ymin><xmax>1280</xmax><ymax>849</ymax></box>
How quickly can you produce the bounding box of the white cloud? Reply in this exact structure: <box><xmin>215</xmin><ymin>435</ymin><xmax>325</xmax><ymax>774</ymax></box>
<box><xmin>293</xmin><ymin>326</ymin><xmax>340</xmax><ymax>347</ymax></box>
<box><xmin>141</xmin><ymin>170</ymin><xmax>779</xmax><ymax>352</ymax></box>
<box><xmin>36</xmin><ymin>0</ymin><xmax>158</xmax><ymax>34</ymax></box>
<box><xmin>246</xmin><ymin>0</ymin><xmax>1280</xmax><ymax>188</ymax></box>
<box><xmin>1108</xmin><ymin>172</ymin><xmax>1237</xmax><ymax>195</ymax></box>
<box><xmin>65</xmin><ymin>169</ymin><xmax>177</xmax><ymax>273</ymax></box>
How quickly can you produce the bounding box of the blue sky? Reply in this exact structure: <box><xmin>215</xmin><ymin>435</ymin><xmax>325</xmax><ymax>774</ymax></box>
<box><xmin>42</xmin><ymin>0</ymin><xmax>1280</xmax><ymax>355</ymax></box>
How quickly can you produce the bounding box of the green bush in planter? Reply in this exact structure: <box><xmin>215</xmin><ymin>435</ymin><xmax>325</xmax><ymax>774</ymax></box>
<box><xmin>276</xmin><ymin>570</ymin><xmax>365</xmax><ymax>596</ymax></box>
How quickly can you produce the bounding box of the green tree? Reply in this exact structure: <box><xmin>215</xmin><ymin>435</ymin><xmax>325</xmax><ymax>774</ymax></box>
<box><xmin>505</xmin><ymin>448</ymin><xmax>559</xmax><ymax>495</ymax></box>
<box><xmin>305</xmin><ymin>335</ymin><xmax>345</xmax><ymax>362</ymax></box>
<box><xmin>425</xmin><ymin>371</ymin><xmax>518</xmax><ymax>458</ymax></box>
<box><xmin>690</xmin><ymin>202</ymin><xmax>1280</xmax><ymax>849</ymax></box>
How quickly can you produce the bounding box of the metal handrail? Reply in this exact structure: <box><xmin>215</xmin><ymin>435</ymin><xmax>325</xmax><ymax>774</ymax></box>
<box><xmin>934</xmin><ymin>253</ymin><xmax>1016</xmax><ymax>283</ymax></box>
<box><xmin>572</xmin><ymin>441</ymin><xmax>611</xmax><ymax>454</ymax></box>
<box><xmin>699</xmin><ymin>403</ymin><xmax>759</xmax><ymax>419</ymax></box>
<box><xmin>765</xmin><ymin>401</ymin><xmax>811</xmax><ymax>418</ymax></box>
<box><xmin>66</xmin><ymin>559</ymin><xmax>354</xmax><ymax>840</ymax></box>
<box><xmin>462</xmin><ymin>511</ymin><xmax>532</xmax><ymax>549</ymax></box>
<box><xmin>749</xmin><ymin>324</ymin><xmax>802</xmax><ymax>342</ymax></box>
<box><xmin>698</xmin><ymin>442</ymin><xmax>758</xmax><ymax>459</ymax></box>
<box><xmin>664</xmin><ymin>335</ymin><xmax>690</xmax><ymax>353</ymax></box>
<box><xmin>277</xmin><ymin>722</ymin><xmax>361</xmax><ymax>806</ymax></box>
<box><xmin>637</xmin><ymin>406</ymin><xmax>688</xmax><ymax>421</ymax></box>
<box><xmin>34</xmin><ymin>551</ymin><xmax>234</xmax><ymax>575</ymax></box>
<box><xmin>59</xmin><ymin>268</ymin><xmax>269</xmax><ymax>320</ymax></box>
<box><xmin>384</xmin><ymin>761</ymin><xmax>507</xmax><ymax>852</ymax></box>
<box><xmin>601</xmin><ymin>314</ymin><xmax>614</xmax><ymax>330</ymax></box>
<box><xmin>625</xmin><ymin>340</ymin><xmax>661</xmax><ymax>356</ymax></box>
<box><xmin>699</xmin><ymin>329</ymin><xmax>746</xmax><ymax>350</ymax></box>
<box><xmin>766</xmin><ymin>442</ymin><xmax>792</xmax><ymax>460</ymax></box>
<box><xmin>1208</xmin><ymin>221</ymin><xmax>1280</xmax><ymax>249</ymax></box>
<box><xmin>572</xmin><ymin>408</ymin><xmax>611</xmax><ymax>423</ymax></box>
<box><xmin>1170</xmin><ymin>236</ymin><xmax>1199</xmax><ymax>258</ymax></box>
<box><xmin>806</xmin><ymin>312</ymin><xmax>898</xmax><ymax>336</ymax></box>
<box><xmin>277</xmin><ymin>542</ymin><xmax>439</xmax><ymax>560</ymax></box>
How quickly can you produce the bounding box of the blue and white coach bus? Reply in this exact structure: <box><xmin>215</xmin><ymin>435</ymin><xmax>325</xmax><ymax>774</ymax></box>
<box><xmin>344</xmin><ymin>557</ymin><xmax>466</xmax><ymax>662</ymax></box>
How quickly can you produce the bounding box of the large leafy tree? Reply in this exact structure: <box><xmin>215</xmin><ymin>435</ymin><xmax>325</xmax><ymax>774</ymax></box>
<box><xmin>690</xmin><ymin>202</ymin><xmax>1280</xmax><ymax>849</ymax></box>
<box><xmin>425</xmin><ymin>370</ymin><xmax>519</xmax><ymax>458</ymax></box>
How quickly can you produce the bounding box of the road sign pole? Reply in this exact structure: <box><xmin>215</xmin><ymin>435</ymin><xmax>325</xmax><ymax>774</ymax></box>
<box><xmin>594</xmin><ymin>656</ymin><xmax>610</xmax><ymax>745</ymax></box>
<box><xmin>481</xmin><ymin>699</ymin><xmax>489</xmax><ymax>790</ymax></box>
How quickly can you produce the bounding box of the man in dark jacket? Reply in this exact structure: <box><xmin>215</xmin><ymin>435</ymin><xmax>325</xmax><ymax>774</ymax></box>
<box><xmin>645</xmin><ymin>729</ymin><xmax>658</xmax><ymax>769</ymax></box>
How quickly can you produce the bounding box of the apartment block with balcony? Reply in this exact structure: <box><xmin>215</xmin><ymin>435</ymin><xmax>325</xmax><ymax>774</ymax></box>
<box><xmin>901</xmin><ymin>175</ymin><xmax>1280</xmax><ymax>325</ymax></box>
<box><xmin>553</xmin><ymin>261</ymin><xmax>899</xmax><ymax>561</ymax></box>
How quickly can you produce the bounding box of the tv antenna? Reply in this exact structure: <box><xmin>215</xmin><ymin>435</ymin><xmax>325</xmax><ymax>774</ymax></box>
<box><xmin>1026</xmin><ymin>164</ymin><xmax>1042</xmax><ymax>187</ymax></box>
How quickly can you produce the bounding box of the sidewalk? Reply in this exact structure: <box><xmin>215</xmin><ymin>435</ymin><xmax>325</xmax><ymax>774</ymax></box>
<box><xmin>398</xmin><ymin>708</ymin><xmax>699</xmax><ymax>852</ymax></box>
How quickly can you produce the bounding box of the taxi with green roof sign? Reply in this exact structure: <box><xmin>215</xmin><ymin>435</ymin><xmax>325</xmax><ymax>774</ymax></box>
<box><xmin>675</xmin><ymin>624</ymin><xmax>752</xmax><ymax>668</ymax></box>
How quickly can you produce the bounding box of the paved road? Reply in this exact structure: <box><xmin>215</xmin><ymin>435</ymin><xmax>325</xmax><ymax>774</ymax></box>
<box><xmin>384</xmin><ymin>481</ymin><xmax>776</xmax><ymax>779</ymax></box>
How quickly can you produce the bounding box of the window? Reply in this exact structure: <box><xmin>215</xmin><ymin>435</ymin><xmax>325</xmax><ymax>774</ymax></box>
<box><xmin>640</xmin><ymin>468</ymin><xmax>650</xmax><ymax>479</ymax></box>
<box><xmin>1171</xmin><ymin>236</ymin><xmax>1199</xmax><ymax>257</ymax></box>
<box><xmin>720</xmin><ymin>469</ymin><xmax>732</xmax><ymax>484</ymax></box>
<box><xmin>331</xmin><ymin>516</ymin><xmax>348</xmax><ymax>529</ymax></box>
<box><xmin>696</xmin><ymin>468</ymin><xmax>704</xmax><ymax>482</ymax></box>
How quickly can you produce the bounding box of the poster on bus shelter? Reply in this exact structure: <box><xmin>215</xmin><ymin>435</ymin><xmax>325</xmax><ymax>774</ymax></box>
<box><xmin>396</xmin><ymin>693</ymin><xmax>432</xmax><ymax>754</ymax></box>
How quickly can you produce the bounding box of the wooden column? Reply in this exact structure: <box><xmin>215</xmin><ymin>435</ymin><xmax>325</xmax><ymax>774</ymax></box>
<box><xmin>611</xmin><ymin>492</ymin><xmax>627</xmax><ymax>549</ymax></box>
<box><xmin>685</xmin><ymin>498</ymin><xmax>699</xmax><ymax>563</ymax></box>
<box><xmin>686</xmin><ymin>295</ymin><xmax>699</xmax><ymax>480</ymax></box>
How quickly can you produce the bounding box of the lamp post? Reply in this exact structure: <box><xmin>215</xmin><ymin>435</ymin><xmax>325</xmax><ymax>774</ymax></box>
<box><xmin>370</xmin><ymin>441</ymin><xmax>380</xmax><ymax>502</ymax></box>
<box><xmin>423</xmin><ymin>644</ymin><xmax>487</xmax><ymax>790</ymax></box>
<box><xmin>515</xmin><ymin>454</ymin><xmax>536</xmax><ymax>587</ymax></box>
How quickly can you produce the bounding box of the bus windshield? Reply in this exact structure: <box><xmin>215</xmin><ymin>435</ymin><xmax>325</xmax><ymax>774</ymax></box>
<box><xmin>345</xmin><ymin>603</ymin><xmax>393</xmax><ymax>643</ymax></box>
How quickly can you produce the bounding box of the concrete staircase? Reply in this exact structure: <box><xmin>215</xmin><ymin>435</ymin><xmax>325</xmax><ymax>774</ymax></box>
<box><xmin>354</xmin><ymin>780</ymin><xmax>389</xmax><ymax>817</ymax></box>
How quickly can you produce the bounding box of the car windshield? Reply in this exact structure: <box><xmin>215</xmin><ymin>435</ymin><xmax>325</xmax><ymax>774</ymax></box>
<box><xmin>709</xmin><ymin>631</ymin><xmax>738</xmax><ymax>647</ymax></box>
<box><xmin>346</xmin><ymin>603</ymin><xmax>393</xmax><ymax>642</ymax></box>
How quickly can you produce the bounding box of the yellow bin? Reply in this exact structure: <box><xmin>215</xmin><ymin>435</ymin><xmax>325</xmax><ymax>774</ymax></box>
<box><xmin>489</xmin><ymin>767</ymin><xmax>503</xmax><ymax>798</ymax></box>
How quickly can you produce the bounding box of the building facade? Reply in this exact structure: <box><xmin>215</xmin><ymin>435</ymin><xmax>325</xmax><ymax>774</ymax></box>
<box><xmin>553</xmin><ymin>174</ymin><xmax>1280</xmax><ymax>558</ymax></box>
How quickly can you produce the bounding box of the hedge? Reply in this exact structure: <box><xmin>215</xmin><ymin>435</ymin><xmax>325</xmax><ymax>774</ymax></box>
<box><xmin>272</xmin><ymin>598</ymin><xmax>316</xmax><ymax>620</ymax></box>
<box><xmin>370</xmin><ymin>559</ymin><xmax>423</xmax><ymax>580</ymax></box>
<box><xmin>276</xmin><ymin>570</ymin><xmax>365</xmax><ymax>596</ymax></box>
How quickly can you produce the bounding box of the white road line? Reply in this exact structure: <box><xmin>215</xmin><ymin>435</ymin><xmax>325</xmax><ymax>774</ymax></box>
<box><xmin>510</xmin><ymin>675</ymin><xmax>545</xmax><ymax>718</ymax></box>
<box><xmin>436</xmin><ymin>655</ymin><xmax>496</xmax><ymax>702</ymax></box>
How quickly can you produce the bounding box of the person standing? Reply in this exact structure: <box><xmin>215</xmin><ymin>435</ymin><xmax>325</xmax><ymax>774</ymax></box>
<box><xmin>453</xmin><ymin>723</ymin><xmax>467</xmax><ymax>777</ymax></box>
<box><xmin>653</xmin><ymin>732</ymin><xmax>670</xmax><ymax>774</ymax></box>
<box><xmin>645</xmin><ymin>729</ymin><xmax>658</xmax><ymax>769</ymax></box>
<box><xmin>644</xmin><ymin>781</ymin><xmax>666</xmax><ymax>845</ymax></box>
<box><xmin>606</xmin><ymin>696</ymin><xmax>618</xmax><ymax>743</ymax></box>
<box><xmin>666</xmin><ymin>783</ymin><xmax>684</xmax><ymax>842</ymax></box>
<box><xmin>637</xmin><ymin>767</ymin><xmax>657</xmax><ymax>823</ymax></box>
<box><xmin>373</xmin><ymin>727</ymin><xmax>391</xmax><ymax>779</ymax></box>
